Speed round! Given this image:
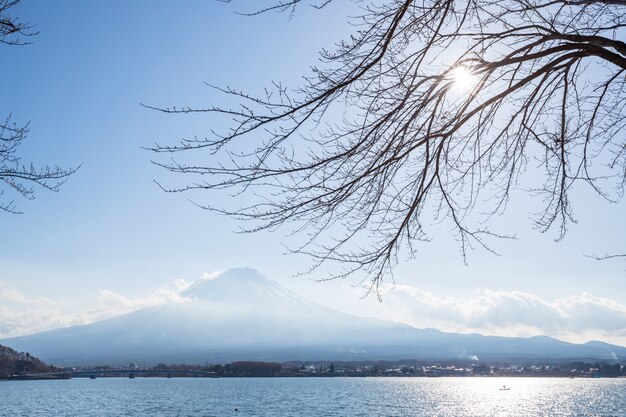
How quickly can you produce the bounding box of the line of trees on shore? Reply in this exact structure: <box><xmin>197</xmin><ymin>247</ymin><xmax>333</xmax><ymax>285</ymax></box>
<box><xmin>83</xmin><ymin>359</ymin><xmax>626</xmax><ymax>378</ymax></box>
<box><xmin>3</xmin><ymin>341</ymin><xmax>624</xmax><ymax>380</ymax></box>
<box><xmin>152</xmin><ymin>361</ymin><xmax>283</xmax><ymax>377</ymax></box>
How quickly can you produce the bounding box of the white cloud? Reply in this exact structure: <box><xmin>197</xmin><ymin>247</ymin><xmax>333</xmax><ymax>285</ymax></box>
<box><xmin>0</xmin><ymin>278</ymin><xmax>198</xmax><ymax>339</ymax></box>
<box><xmin>379</xmin><ymin>285</ymin><xmax>626</xmax><ymax>345</ymax></box>
<box><xmin>0</xmin><ymin>281</ymin><xmax>55</xmax><ymax>305</ymax></box>
<box><xmin>95</xmin><ymin>280</ymin><xmax>193</xmax><ymax>311</ymax></box>
<box><xmin>200</xmin><ymin>271</ymin><xmax>222</xmax><ymax>281</ymax></box>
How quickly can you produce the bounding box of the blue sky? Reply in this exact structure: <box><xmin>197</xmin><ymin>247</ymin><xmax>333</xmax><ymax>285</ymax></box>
<box><xmin>1</xmin><ymin>1</ymin><xmax>625</xmax><ymax>344</ymax></box>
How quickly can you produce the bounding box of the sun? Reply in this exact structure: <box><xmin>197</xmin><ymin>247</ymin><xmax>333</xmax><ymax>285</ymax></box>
<box><xmin>450</xmin><ymin>65</ymin><xmax>477</xmax><ymax>92</ymax></box>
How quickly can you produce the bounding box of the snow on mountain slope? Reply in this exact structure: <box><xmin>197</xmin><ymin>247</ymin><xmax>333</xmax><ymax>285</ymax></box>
<box><xmin>2</xmin><ymin>268</ymin><xmax>625</xmax><ymax>366</ymax></box>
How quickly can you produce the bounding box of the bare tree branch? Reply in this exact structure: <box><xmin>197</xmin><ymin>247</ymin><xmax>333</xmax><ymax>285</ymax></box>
<box><xmin>0</xmin><ymin>0</ymin><xmax>36</xmax><ymax>45</ymax></box>
<box><xmin>1</xmin><ymin>0</ymin><xmax>77</xmax><ymax>213</ymax></box>
<box><xmin>150</xmin><ymin>0</ymin><xmax>626</xmax><ymax>290</ymax></box>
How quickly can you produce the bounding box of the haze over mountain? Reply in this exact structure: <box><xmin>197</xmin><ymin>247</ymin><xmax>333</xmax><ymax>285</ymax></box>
<box><xmin>2</xmin><ymin>268</ymin><xmax>624</xmax><ymax>366</ymax></box>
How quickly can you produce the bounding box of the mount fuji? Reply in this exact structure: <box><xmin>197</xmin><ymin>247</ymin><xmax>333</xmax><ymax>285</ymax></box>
<box><xmin>2</xmin><ymin>268</ymin><xmax>625</xmax><ymax>366</ymax></box>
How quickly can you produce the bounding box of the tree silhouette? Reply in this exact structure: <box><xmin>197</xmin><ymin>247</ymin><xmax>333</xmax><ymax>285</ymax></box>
<box><xmin>150</xmin><ymin>0</ymin><xmax>626</xmax><ymax>290</ymax></box>
<box><xmin>1</xmin><ymin>0</ymin><xmax>76</xmax><ymax>214</ymax></box>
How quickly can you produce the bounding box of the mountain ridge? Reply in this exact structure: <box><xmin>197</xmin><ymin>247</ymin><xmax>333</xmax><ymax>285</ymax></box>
<box><xmin>2</xmin><ymin>268</ymin><xmax>624</xmax><ymax>366</ymax></box>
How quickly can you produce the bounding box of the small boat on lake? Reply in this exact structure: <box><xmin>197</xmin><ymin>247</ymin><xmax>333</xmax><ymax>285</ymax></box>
<box><xmin>499</xmin><ymin>385</ymin><xmax>510</xmax><ymax>391</ymax></box>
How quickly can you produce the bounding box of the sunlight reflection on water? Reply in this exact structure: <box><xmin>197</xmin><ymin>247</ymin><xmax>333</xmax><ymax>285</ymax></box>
<box><xmin>1</xmin><ymin>377</ymin><xmax>625</xmax><ymax>417</ymax></box>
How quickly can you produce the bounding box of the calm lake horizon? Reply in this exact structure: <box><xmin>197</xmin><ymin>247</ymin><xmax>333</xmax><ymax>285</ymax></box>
<box><xmin>1</xmin><ymin>377</ymin><xmax>625</xmax><ymax>416</ymax></box>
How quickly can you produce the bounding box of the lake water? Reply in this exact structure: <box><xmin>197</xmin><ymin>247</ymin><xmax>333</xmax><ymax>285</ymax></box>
<box><xmin>1</xmin><ymin>377</ymin><xmax>625</xmax><ymax>416</ymax></box>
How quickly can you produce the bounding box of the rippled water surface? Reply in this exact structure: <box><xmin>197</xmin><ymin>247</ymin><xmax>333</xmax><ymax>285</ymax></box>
<box><xmin>1</xmin><ymin>377</ymin><xmax>625</xmax><ymax>416</ymax></box>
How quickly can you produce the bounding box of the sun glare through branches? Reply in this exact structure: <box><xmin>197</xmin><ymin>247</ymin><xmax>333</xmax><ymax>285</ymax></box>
<box><xmin>449</xmin><ymin>65</ymin><xmax>478</xmax><ymax>93</ymax></box>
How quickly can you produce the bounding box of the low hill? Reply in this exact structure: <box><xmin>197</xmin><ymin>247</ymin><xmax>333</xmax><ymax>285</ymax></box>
<box><xmin>0</xmin><ymin>344</ymin><xmax>56</xmax><ymax>378</ymax></box>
